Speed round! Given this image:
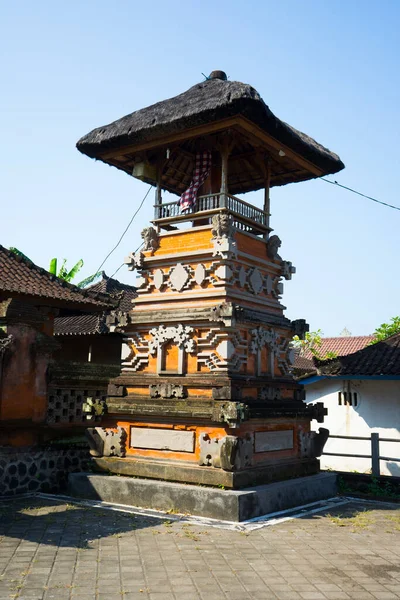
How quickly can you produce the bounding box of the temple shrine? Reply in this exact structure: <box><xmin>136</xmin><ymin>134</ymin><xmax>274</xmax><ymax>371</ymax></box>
<box><xmin>77</xmin><ymin>70</ymin><xmax>344</xmax><ymax>491</ymax></box>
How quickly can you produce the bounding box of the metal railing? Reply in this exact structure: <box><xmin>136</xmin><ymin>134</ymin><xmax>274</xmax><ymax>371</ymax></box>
<box><xmin>153</xmin><ymin>192</ymin><xmax>269</xmax><ymax>231</ymax></box>
<box><xmin>322</xmin><ymin>433</ymin><xmax>400</xmax><ymax>476</ymax></box>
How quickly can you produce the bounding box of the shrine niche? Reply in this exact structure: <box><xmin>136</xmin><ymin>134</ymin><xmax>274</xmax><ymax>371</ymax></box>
<box><xmin>76</xmin><ymin>69</ymin><xmax>344</xmax><ymax>489</ymax></box>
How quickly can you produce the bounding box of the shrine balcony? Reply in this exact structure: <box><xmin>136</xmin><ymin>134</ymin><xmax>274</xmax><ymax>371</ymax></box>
<box><xmin>153</xmin><ymin>192</ymin><xmax>270</xmax><ymax>236</ymax></box>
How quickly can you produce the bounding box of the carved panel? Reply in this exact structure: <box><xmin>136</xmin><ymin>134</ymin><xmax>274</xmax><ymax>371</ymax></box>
<box><xmin>86</xmin><ymin>427</ymin><xmax>127</xmax><ymax>457</ymax></box>
<box><xmin>149</xmin><ymin>383</ymin><xmax>185</xmax><ymax>399</ymax></box>
<box><xmin>121</xmin><ymin>333</ymin><xmax>149</xmax><ymax>372</ymax></box>
<box><xmin>47</xmin><ymin>388</ymin><xmax>107</xmax><ymax>424</ymax></box>
<box><xmin>168</xmin><ymin>263</ymin><xmax>191</xmax><ymax>292</ymax></box>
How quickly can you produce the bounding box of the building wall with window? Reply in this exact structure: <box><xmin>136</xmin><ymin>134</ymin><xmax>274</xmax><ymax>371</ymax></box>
<box><xmin>305</xmin><ymin>378</ymin><xmax>400</xmax><ymax>476</ymax></box>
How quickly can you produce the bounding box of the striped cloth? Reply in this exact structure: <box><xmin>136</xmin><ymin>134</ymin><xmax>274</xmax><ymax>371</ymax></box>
<box><xmin>179</xmin><ymin>150</ymin><xmax>212</xmax><ymax>213</ymax></box>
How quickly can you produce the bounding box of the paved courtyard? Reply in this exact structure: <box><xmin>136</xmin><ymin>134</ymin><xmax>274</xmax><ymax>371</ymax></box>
<box><xmin>0</xmin><ymin>495</ymin><xmax>399</xmax><ymax>600</ymax></box>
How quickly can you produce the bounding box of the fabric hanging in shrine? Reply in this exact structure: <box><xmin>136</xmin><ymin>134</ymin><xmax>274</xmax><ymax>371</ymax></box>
<box><xmin>179</xmin><ymin>151</ymin><xmax>212</xmax><ymax>213</ymax></box>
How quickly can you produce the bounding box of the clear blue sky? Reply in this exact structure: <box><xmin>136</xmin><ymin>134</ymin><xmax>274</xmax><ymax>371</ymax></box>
<box><xmin>1</xmin><ymin>1</ymin><xmax>399</xmax><ymax>336</ymax></box>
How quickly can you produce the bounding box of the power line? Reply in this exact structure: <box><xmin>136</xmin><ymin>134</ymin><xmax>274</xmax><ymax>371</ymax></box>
<box><xmin>321</xmin><ymin>178</ymin><xmax>400</xmax><ymax>212</ymax></box>
<box><xmin>110</xmin><ymin>242</ymin><xmax>144</xmax><ymax>279</ymax></box>
<box><xmin>95</xmin><ymin>185</ymin><xmax>152</xmax><ymax>274</ymax></box>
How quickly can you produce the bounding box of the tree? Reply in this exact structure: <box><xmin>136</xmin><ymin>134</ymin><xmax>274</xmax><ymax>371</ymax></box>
<box><xmin>292</xmin><ymin>329</ymin><xmax>337</xmax><ymax>360</ymax></box>
<box><xmin>369</xmin><ymin>317</ymin><xmax>400</xmax><ymax>344</ymax></box>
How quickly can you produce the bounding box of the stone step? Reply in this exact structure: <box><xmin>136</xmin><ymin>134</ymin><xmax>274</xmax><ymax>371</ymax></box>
<box><xmin>68</xmin><ymin>472</ymin><xmax>337</xmax><ymax>522</ymax></box>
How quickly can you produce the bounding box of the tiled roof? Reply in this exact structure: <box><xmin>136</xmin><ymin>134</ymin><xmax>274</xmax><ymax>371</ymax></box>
<box><xmin>87</xmin><ymin>272</ymin><xmax>136</xmax><ymax>312</ymax></box>
<box><xmin>0</xmin><ymin>246</ymin><xmax>114</xmax><ymax>310</ymax></box>
<box><xmin>54</xmin><ymin>272</ymin><xmax>136</xmax><ymax>336</ymax></box>
<box><xmin>293</xmin><ymin>336</ymin><xmax>374</xmax><ymax>376</ymax></box>
<box><xmin>54</xmin><ymin>313</ymin><xmax>108</xmax><ymax>336</ymax></box>
<box><xmin>302</xmin><ymin>336</ymin><xmax>374</xmax><ymax>360</ymax></box>
<box><xmin>316</xmin><ymin>333</ymin><xmax>400</xmax><ymax>377</ymax></box>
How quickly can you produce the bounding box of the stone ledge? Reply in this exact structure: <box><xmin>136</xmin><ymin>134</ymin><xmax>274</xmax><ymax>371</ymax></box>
<box><xmin>68</xmin><ymin>472</ymin><xmax>337</xmax><ymax>521</ymax></box>
<box><xmin>90</xmin><ymin>456</ymin><xmax>320</xmax><ymax>489</ymax></box>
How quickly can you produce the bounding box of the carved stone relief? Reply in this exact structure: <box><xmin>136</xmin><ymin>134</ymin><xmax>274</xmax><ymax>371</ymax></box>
<box><xmin>194</xmin><ymin>263</ymin><xmax>206</xmax><ymax>286</ymax></box>
<box><xmin>153</xmin><ymin>268</ymin><xmax>165</xmax><ymax>290</ymax></box>
<box><xmin>121</xmin><ymin>333</ymin><xmax>149</xmax><ymax>372</ymax></box>
<box><xmin>149</xmin><ymin>383</ymin><xmax>185</xmax><ymax>399</ymax></box>
<box><xmin>168</xmin><ymin>263</ymin><xmax>191</xmax><ymax>292</ymax></box>
<box><xmin>266</xmin><ymin>235</ymin><xmax>282</xmax><ymax>260</ymax></box>
<box><xmin>149</xmin><ymin>324</ymin><xmax>195</xmax><ymax>354</ymax></box>
<box><xmin>259</xmin><ymin>387</ymin><xmax>282</xmax><ymax>401</ymax></box>
<box><xmin>86</xmin><ymin>427</ymin><xmax>127</xmax><ymax>458</ymax></box>
<box><xmin>199</xmin><ymin>432</ymin><xmax>253</xmax><ymax>471</ymax></box>
<box><xmin>281</xmin><ymin>260</ymin><xmax>296</xmax><ymax>280</ymax></box>
<box><xmin>141</xmin><ymin>226</ymin><xmax>159</xmax><ymax>253</ymax></box>
<box><xmin>149</xmin><ymin>324</ymin><xmax>196</xmax><ymax>374</ymax></box>
<box><xmin>124</xmin><ymin>251</ymin><xmax>145</xmax><ymax>271</ymax></box>
<box><xmin>197</xmin><ymin>328</ymin><xmax>247</xmax><ymax>372</ymax></box>
<box><xmin>249</xmin><ymin>268</ymin><xmax>263</xmax><ymax>294</ymax></box>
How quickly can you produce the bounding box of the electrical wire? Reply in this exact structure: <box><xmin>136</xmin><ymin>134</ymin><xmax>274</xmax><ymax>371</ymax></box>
<box><xmin>110</xmin><ymin>242</ymin><xmax>144</xmax><ymax>279</ymax></box>
<box><xmin>95</xmin><ymin>185</ymin><xmax>152</xmax><ymax>275</ymax></box>
<box><xmin>321</xmin><ymin>178</ymin><xmax>400</xmax><ymax>212</ymax></box>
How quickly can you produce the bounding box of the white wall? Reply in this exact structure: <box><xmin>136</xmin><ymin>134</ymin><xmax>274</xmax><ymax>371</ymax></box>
<box><xmin>305</xmin><ymin>378</ymin><xmax>400</xmax><ymax>476</ymax></box>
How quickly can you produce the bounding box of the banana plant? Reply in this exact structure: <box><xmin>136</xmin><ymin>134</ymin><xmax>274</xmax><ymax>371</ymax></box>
<box><xmin>9</xmin><ymin>248</ymin><xmax>101</xmax><ymax>288</ymax></box>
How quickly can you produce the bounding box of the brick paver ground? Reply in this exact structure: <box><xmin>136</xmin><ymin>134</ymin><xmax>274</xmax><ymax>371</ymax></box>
<box><xmin>0</xmin><ymin>496</ymin><xmax>399</xmax><ymax>600</ymax></box>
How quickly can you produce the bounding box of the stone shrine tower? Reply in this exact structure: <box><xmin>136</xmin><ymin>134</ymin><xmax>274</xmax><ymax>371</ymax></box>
<box><xmin>77</xmin><ymin>71</ymin><xmax>344</xmax><ymax>489</ymax></box>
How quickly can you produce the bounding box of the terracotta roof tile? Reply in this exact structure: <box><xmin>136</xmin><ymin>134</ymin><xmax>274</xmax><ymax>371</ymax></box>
<box><xmin>316</xmin><ymin>333</ymin><xmax>400</xmax><ymax>377</ymax></box>
<box><xmin>53</xmin><ymin>272</ymin><xmax>136</xmax><ymax>336</ymax></box>
<box><xmin>0</xmin><ymin>245</ymin><xmax>115</xmax><ymax>310</ymax></box>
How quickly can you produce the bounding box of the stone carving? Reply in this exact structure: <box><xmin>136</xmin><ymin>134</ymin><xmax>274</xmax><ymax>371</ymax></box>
<box><xmin>299</xmin><ymin>428</ymin><xmax>329</xmax><ymax>458</ymax></box>
<box><xmin>212</xmin><ymin>386</ymin><xmax>242</xmax><ymax>400</ymax></box>
<box><xmin>47</xmin><ymin>388</ymin><xmax>106</xmax><ymax>424</ymax></box>
<box><xmin>168</xmin><ymin>263</ymin><xmax>190</xmax><ymax>292</ymax></box>
<box><xmin>149</xmin><ymin>383</ymin><xmax>185</xmax><ymax>399</ymax></box>
<box><xmin>125</xmin><ymin>251</ymin><xmax>145</xmax><ymax>271</ymax></box>
<box><xmin>211</xmin><ymin>213</ymin><xmax>233</xmax><ymax>239</ymax></box>
<box><xmin>107</xmin><ymin>383</ymin><xmax>126</xmax><ymax>397</ymax></box>
<box><xmin>199</xmin><ymin>432</ymin><xmax>253</xmax><ymax>471</ymax></box>
<box><xmin>149</xmin><ymin>324</ymin><xmax>196</xmax><ymax>354</ymax></box>
<box><xmin>259</xmin><ymin>387</ymin><xmax>282</xmax><ymax>401</ymax></box>
<box><xmin>212</xmin><ymin>401</ymin><xmax>249</xmax><ymax>427</ymax></box>
<box><xmin>208</xmin><ymin>302</ymin><xmax>234</xmax><ymax>326</ymax></box>
<box><xmin>250</xmin><ymin>327</ymin><xmax>279</xmax><ymax>354</ymax></box>
<box><xmin>238</xmin><ymin>266</ymin><xmax>247</xmax><ymax>287</ymax></box>
<box><xmin>85</xmin><ymin>427</ymin><xmax>127</xmax><ymax>458</ymax></box>
<box><xmin>266</xmin><ymin>235</ymin><xmax>282</xmax><ymax>259</ymax></box>
<box><xmin>281</xmin><ymin>260</ymin><xmax>296</xmax><ymax>280</ymax></box>
<box><xmin>249</xmin><ymin>268</ymin><xmax>263</xmax><ymax>294</ymax></box>
<box><xmin>141</xmin><ymin>226</ymin><xmax>159</xmax><ymax>253</ymax></box>
<box><xmin>197</xmin><ymin>328</ymin><xmax>247</xmax><ymax>372</ymax></box>
<box><xmin>194</xmin><ymin>263</ymin><xmax>206</xmax><ymax>286</ymax></box>
<box><xmin>153</xmin><ymin>269</ymin><xmax>165</xmax><ymax>290</ymax></box>
<box><xmin>107</xmin><ymin>310</ymin><xmax>130</xmax><ymax>332</ymax></box>
<box><xmin>121</xmin><ymin>333</ymin><xmax>149</xmax><ymax>372</ymax></box>
<box><xmin>82</xmin><ymin>397</ymin><xmax>107</xmax><ymax>419</ymax></box>
<box><xmin>211</xmin><ymin>214</ymin><xmax>237</xmax><ymax>259</ymax></box>
<box><xmin>214</xmin><ymin>264</ymin><xmax>233</xmax><ymax>281</ymax></box>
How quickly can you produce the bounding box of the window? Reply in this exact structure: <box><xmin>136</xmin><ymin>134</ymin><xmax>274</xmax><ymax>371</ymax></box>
<box><xmin>338</xmin><ymin>391</ymin><xmax>358</xmax><ymax>407</ymax></box>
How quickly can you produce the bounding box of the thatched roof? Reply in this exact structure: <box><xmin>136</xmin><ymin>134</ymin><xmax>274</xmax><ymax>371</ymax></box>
<box><xmin>77</xmin><ymin>73</ymin><xmax>344</xmax><ymax>194</ymax></box>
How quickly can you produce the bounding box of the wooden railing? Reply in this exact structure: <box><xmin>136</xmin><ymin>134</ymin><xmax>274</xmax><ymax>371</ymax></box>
<box><xmin>322</xmin><ymin>433</ymin><xmax>400</xmax><ymax>476</ymax></box>
<box><xmin>153</xmin><ymin>192</ymin><xmax>269</xmax><ymax>232</ymax></box>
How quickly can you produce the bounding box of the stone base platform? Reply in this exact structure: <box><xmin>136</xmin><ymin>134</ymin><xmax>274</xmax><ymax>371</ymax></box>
<box><xmin>68</xmin><ymin>472</ymin><xmax>337</xmax><ymax>522</ymax></box>
<box><xmin>90</xmin><ymin>456</ymin><xmax>320</xmax><ymax>489</ymax></box>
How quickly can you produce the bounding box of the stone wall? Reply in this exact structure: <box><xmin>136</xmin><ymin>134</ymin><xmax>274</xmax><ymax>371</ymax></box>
<box><xmin>0</xmin><ymin>445</ymin><xmax>90</xmax><ymax>496</ymax></box>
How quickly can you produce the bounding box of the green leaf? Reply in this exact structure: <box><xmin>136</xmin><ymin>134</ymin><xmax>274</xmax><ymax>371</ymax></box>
<box><xmin>77</xmin><ymin>271</ymin><xmax>102</xmax><ymax>288</ymax></box>
<box><xmin>49</xmin><ymin>258</ymin><xmax>57</xmax><ymax>275</ymax></box>
<box><xmin>65</xmin><ymin>259</ymin><xmax>84</xmax><ymax>283</ymax></box>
